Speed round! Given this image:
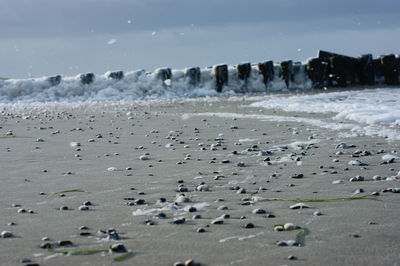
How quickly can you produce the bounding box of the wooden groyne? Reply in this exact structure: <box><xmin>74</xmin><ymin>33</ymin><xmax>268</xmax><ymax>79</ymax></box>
<box><xmin>36</xmin><ymin>50</ymin><xmax>398</xmax><ymax>91</ymax></box>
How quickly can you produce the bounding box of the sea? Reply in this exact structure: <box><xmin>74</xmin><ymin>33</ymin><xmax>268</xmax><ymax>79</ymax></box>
<box><xmin>1</xmin><ymin>68</ymin><xmax>400</xmax><ymax>141</ymax></box>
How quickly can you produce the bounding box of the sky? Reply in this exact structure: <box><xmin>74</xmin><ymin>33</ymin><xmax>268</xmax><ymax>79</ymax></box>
<box><xmin>1</xmin><ymin>0</ymin><xmax>399</xmax><ymax>78</ymax></box>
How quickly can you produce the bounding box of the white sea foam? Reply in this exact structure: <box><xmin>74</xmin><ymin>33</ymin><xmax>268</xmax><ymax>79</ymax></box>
<box><xmin>184</xmin><ymin>111</ymin><xmax>400</xmax><ymax>141</ymax></box>
<box><xmin>0</xmin><ymin>65</ymin><xmax>297</xmax><ymax>103</ymax></box>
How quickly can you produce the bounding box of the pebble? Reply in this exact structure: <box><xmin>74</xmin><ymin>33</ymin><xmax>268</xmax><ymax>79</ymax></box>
<box><xmin>283</xmin><ymin>223</ymin><xmax>296</xmax><ymax>231</ymax></box>
<box><xmin>1</xmin><ymin>231</ymin><xmax>13</xmax><ymax>238</ymax></box>
<box><xmin>290</xmin><ymin>173</ymin><xmax>304</xmax><ymax>179</ymax></box>
<box><xmin>20</xmin><ymin>258</ymin><xmax>31</xmax><ymax>263</ymax></box>
<box><xmin>110</xmin><ymin>243</ymin><xmax>127</xmax><ymax>253</ymax></box>
<box><xmin>196</xmin><ymin>183</ymin><xmax>209</xmax><ymax>191</ymax></box>
<box><xmin>349</xmin><ymin>175</ymin><xmax>364</xmax><ymax>182</ymax></box>
<box><xmin>288</xmin><ymin>255</ymin><xmax>298</xmax><ymax>260</ymax></box>
<box><xmin>173</xmin><ymin>217</ymin><xmax>186</xmax><ymax>224</ymax></box>
<box><xmin>217</xmin><ymin>205</ymin><xmax>228</xmax><ymax>211</ymax></box>
<box><xmin>313</xmin><ymin>211</ymin><xmax>322</xmax><ymax>216</ymax></box>
<box><xmin>211</xmin><ymin>218</ymin><xmax>224</xmax><ymax>224</ymax></box>
<box><xmin>58</xmin><ymin>240</ymin><xmax>73</xmax><ymax>246</ymax></box>
<box><xmin>244</xmin><ymin>223</ymin><xmax>255</xmax><ymax>229</ymax></box>
<box><xmin>192</xmin><ymin>214</ymin><xmax>202</xmax><ymax>220</ymax></box>
<box><xmin>78</xmin><ymin>205</ymin><xmax>89</xmax><ymax>211</ymax></box>
<box><xmin>290</xmin><ymin>203</ymin><xmax>310</xmax><ymax>209</ymax></box>
<box><xmin>196</xmin><ymin>227</ymin><xmax>205</xmax><ymax>233</ymax></box>
<box><xmin>252</xmin><ymin>208</ymin><xmax>266</xmax><ymax>214</ymax></box>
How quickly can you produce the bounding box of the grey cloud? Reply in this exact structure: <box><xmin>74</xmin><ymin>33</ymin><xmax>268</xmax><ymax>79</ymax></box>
<box><xmin>0</xmin><ymin>0</ymin><xmax>399</xmax><ymax>38</ymax></box>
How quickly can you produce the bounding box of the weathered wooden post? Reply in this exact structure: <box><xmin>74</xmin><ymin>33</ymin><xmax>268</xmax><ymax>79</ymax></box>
<box><xmin>80</xmin><ymin>73</ymin><xmax>95</xmax><ymax>85</ymax></box>
<box><xmin>185</xmin><ymin>67</ymin><xmax>201</xmax><ymax>86</ymax></box>
<box><xmin>237</xmin><ymin>63</ymin><xmax>251</xmax><ymax>80</ymax></box>
<box><xmin>280</xmin><ymin>60</ymin><xmax>293</xmax><ymax>88</ymax></box>
<box><xmin>318</xmin><ymin>50</ymin><xmax>358</xmax><ymax>87</ymax></box>
<box><xmin>257</xmin><ymin>61</ymin><xmax>274</xmax><ymax>87</ymax></box>
<box><xmin>372</xmin><ymin>59</ymin><xmax>384</xmax><ymax>84</ymax></box>
<box><xmin>381</xmin><ymin>54</ymin><xmax>398</xmax><ymax>85</ymax></box>
<box><xmin>156</xmin><ymin>68</ymin><xmax>172</xmax><ymax>81</ymax></box>
<box><xmin>108</xmin><ymin>71</ymin><xmax>124</xmax><ymax>80</ymax></box>
<box><xmin>47</xmin><ymin>75</ymin><xmax>62</xmax><ymax>86</ymax></box>
<box><xmin>306</xmin><ymin>58</ymin><xmax>328</xmax><ymax>88</ymax></box>
<box><xmin>214</xmin><ymin>64</ymin><xmax>228</xmax><ymax>92</ymax></box>
<box><xmin>330</xmin><ymin>56</ymin><xmax>348</xmax><ymax>87</ymax></box>
<box><xmin>357</xmin><ymin>54</ymin><xmax>375</xmax><ymax>85</ymax></box>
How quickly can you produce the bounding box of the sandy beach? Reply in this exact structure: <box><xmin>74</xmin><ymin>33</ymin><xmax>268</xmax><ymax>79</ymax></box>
<box><xmin>1</xmin><ymin>96</ymin><xmax>400</xmax><ymax>266</ymax></box>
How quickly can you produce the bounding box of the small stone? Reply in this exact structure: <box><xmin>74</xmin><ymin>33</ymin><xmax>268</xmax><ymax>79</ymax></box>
<box><xmin>288</xmin><ymin>255</ymin><xmax>298</xmax><ymax>260</ymax></box>
<box><xmin>196</xmin><ymin>183</ymin><xmax>209</xmax><ymax>191</ymax></box>
<box><xmin>244</xmin><ymin>223</ymin><xmax>254</xmax><ymax>229</ymax></box>
<box><xmin>196</xmin><ymin>227</ymin><xmax>205</xmax><ymax>233</ymax></box>
<box><xmin>58</xmin><ymin>240</ymin><xmax>73</xmax><ymax>246</ymax></box>
<box><xmin>83</xmin><ymin>201</ymin><xmax>92</xmax><ymax>206</ymax></box>
<box><xmin>290</xmin><ymin>203</ymin><xmax>310</xmax><ymax>209</ymax></box>
<box><xmin>192</xmin><ymin>214</ymin><xmax>202</xmax><ymax>220</ymax></box>
<box><xmin>313</xmin><ymin>211</ymin><xmax>322</xmax><ymax>216</ymax></box>
<box><xmin>79</xmin><ymin>205</ymin><xmax>89</xmax><ymax>211</ymax></box>
<box><xmin>284</xmin><ymin>223</ymin><xmax>296</xmax><ymax>231</ymax></box>
<box><xmin>349</xmin><ymin>175</ymin><xmax>365</xmax><ymax>182</ymax></box>
<box><xmin>372</xmin><ymin>175</ymin><xmax>382</xmax><ymax>181</ymax></box>
<box><xmin>174</xmin><ymin>262</ymin><xmax>184</xmax><ymax>266</ymax></box>
<box><xmin>17</xmin><ymin>208</ymin><xmax>27</xmax><ymax>213</ymax></box>
<box><xmin>7</xmin><ymin>222</ymin><xmax>16</xmax><ymax>226</ymax></box>
<box><xmin>173</xmin><ymin>218</ymin><xmax>186</xmax><ymax>224</ymax></box>
<box><xmin>290</xmin><ymin>173</ymin><xmax>303</xmax><ymax>179</ymax></box>
<box><xmin>110</xmin><ymin>243</ymin><xmax>127</xmax><ymax>253</ymax></box>
<box><xmin>1</xmin><ymin>231</ymin><xmax>13</xmax><ymax>238</ymax></box>
<box><xmin>237</xmin><ymin>162</ymin><xmax>245</xmax><ymax>167</ymax></box>
<box><xmin>107</xmin><ymin>229</ymin><xmax>120</xmax><ymax>240</ymax></box>
<box><xmin>211</xmin><ymin>218</ymin><xmax>224</xmax><ymax>225</ymax></box>
<box><xmin>217</xmin><ymin>205</ymin><xmax>228</xmax><ymax>211</ymax></box>
<box><xmin>40</xmin><ymin>242</ymin><xmax>53</xmax><ymax>249</ymax></box>
<box><xmin>20</xmin><ymin>258</ymin><xmax>32</xmax><ymax>263</ymax></box>
<box><xmin>184</xmin><ymin>259</ymin><xmax>197</xmax><ymax>266</ymax></box>
<box><xmin>188</xmin><ymin>207</ymin><xmax>197</xmax><ymax>212</ymax></box>
<box><xmin>252</xmin><ymin>208</ymin><xmax>266</xmax><ymax>214</ymax></box>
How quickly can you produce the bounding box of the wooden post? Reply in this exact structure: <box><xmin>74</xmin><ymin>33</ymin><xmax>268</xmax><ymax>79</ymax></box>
<box><xmin>381</xmin><ymin>54</ymin><xmax>398</xmax><ymax>85</ymax></box>
<box><xmin>373</xmin><ymin>59</ymin><xmax>384</xmax><ymax>84</ymax></box>
<box><xmin>280</xmin><ymin>60</ymin><xmax>293</xmax><ymax>88</ymax></box>
<box><xmin>80</xmin><ymin>73</ymin><xmax>95</xmax><ymax>85</ymax></box>
<box><xmin>214</xmin><ymin>64</ymin><xmax>228</xmax><ymax>92</ymax></box>
<box><xmin>156</xmin><ymin>68</ymin><xmax>172</xmax><ymax>81</ymax></box>
<box><xmin>257</xmin><ymin>61</ymin><xmax>274</xmax><ymax>87</ymax></box>
<box><xmin>357</xmin><ymin>54</ymin><xmax>375</xmax><ymax>85</ymax></box>
<box><xmin>47</xmin><ymin>75</ymin><xmax>62</xmax><ymax>86</ymax></box>
<box><xmin>108</xmin><ymin>71</ymin><xmax>124</xmax><ymax>80</ymax></box>
<box><xmin>185</xmin><ymin>67</ymin><xmax>201</xmax><ymax>86</ymax></box>
<box><xmin>306</xmin><ymin>58</ymin><xmax>328</xmax><ymax>88</ymax></box>
<box><xmin>237</xmin><ymin>63</ymin><xmax>251</xmax><ymax>80</ymax></box>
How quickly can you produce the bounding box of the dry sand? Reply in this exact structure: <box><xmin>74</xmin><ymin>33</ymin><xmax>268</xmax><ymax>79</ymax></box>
<box><xmin>1</xmin><ymin>97</ymin><xmax>400</xmax><ymax>266</ymax></box>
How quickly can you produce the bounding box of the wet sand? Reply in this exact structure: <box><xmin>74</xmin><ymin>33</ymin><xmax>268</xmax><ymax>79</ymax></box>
<box><xmin>1</xmin><ymin>97</ymin><xmax>400</xmax><ymax>266</ymax></box>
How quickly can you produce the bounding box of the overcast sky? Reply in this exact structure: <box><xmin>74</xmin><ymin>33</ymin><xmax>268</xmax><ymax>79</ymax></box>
<box><xmin>1</xmin><ymin>0</ymin><xmax>399</xmax><ymax>78</ymax></box>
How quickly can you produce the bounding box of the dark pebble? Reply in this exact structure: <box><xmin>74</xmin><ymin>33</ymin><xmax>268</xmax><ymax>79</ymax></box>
<box><xmin>110</xmin><ymin>243</ymin><xmax>127</xmax><ymax>253</ymax></box>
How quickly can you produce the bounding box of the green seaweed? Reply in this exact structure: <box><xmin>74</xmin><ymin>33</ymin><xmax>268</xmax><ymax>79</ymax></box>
<box><xmin>0</xmin><ymin>135</ymin><xmax>15</xmax><ymax>139</ymax></box>
<box><xmin>52</xmin><ymin>189</ymin><xmax>86</xmax><ymax>194</ymax></box>
<box><xmin>295</xmin><ymin>229</ymin><xmax>305</xmax><ymax>244</ymax></box>
<box><xmin>273</xmin><ymin>224</ymin><xmax>284</xmax><ymax>228</ymax></box>
<box><xmin>114</xmin><ymin>251</ymin><xmax>134</xmax><ymax>261</ymax></box>
<box><xmin>290</xmin><ymin>195</ymin><xmax>372</xmax><ymax>202</ymax></box>
<box><xmin>265</xmin><ymin>195</ymin><xmax>373</xmax><ymax>202</ymax></box>
<box><xmin>49</xmin><ymin>249</ymin><xmax>108</xmax><ymax>255</ymax></box>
